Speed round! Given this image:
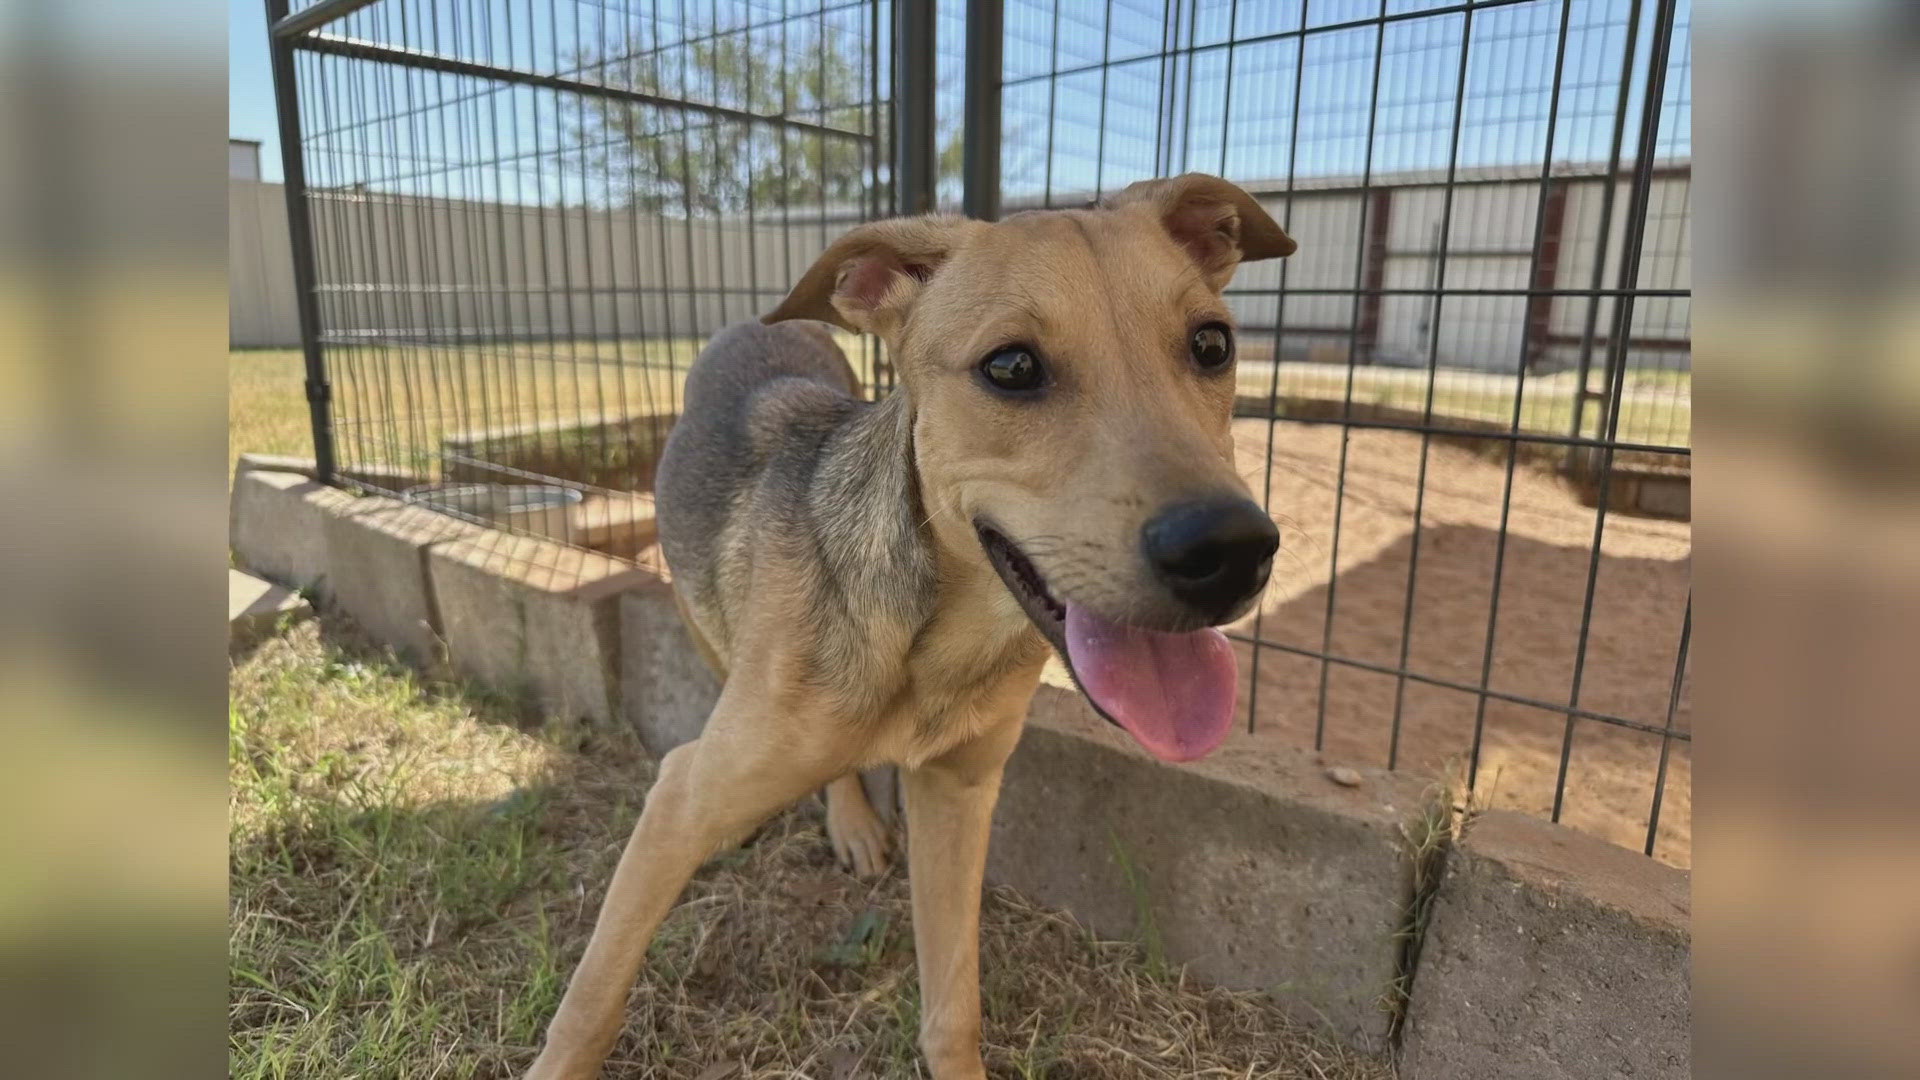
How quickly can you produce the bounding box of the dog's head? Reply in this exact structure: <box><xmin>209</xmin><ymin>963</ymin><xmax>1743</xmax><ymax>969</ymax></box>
<box><xmin>766</xmin><ymin>174</ymin><xmax>1295</xmax><ymax>762</ymax></box>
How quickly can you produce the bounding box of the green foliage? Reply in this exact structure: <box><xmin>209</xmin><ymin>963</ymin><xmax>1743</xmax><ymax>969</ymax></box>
<box><xmin>571</xmin><ymin>30</ymin><xmax>883</xmax><ymax>215</ymax></box>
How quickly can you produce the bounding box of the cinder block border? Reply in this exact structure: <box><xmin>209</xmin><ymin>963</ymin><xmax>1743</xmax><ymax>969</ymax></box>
<box><xmin>991</xmin><ymin>683</ymin><xmax>1432</xmax><ymax>1046</ymax></box>
<box><xmin>233</xmin><ymin>451</ymin><xmax>422</xmax><ymax>494</ymax></box>
<box><xmin>229</xmin><ymin>468</ymin><xmax>358</xmax><ymax>598</ymax></box>
<box><xmin>229</xmin><ymin>472</ymin><xmax>1692</xmax><ymax>1074</ymax></box>
<box><xmin>234</xmin><ymin>469</ymin><xmax>637</xmax><ymax>726</ymax></box>
<box><xmin>428</xmin><ymin>532</ymin><xmax>650</xmax><ymax>724</ymax></box>
<box><xmin>616</xmin><ymin>580</ymin><xmax>722</xmax><ymax>756</ymax></box>
<box><xmin>1397</xmin><ymin>809</ymin><xmax>1691</xmax><ymax>1078</ymax></box>
<box><xmin>229</xmin><ymin>567</ymin><xmax>313</xmax><ymax>653</ymax></box>
<box><xmin>319</xmin><ymin>495</ymin><xmax>482</xmax><ymax>664</ymax></box>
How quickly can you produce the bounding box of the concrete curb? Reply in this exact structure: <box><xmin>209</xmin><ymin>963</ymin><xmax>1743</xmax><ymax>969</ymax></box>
<box><xmin>233</xmin><ymin>451</ymin><xmax>423</xmax><ymax>494</ymax></box>
<box><xmin>229</xmin><ymin>474</ymin><xmax>1694</xmax><ymax>1073</ymax></box>
<box><xmin>318</xmin><ymin>495</ymin><xmax>482</xmax><ymax>664</ymax></box>
<box><xmin>229</xmin><ymin>567</ymin><xmax>313</xmax><ymax>652</ymax></box>
<box><xmin>616</xmin><ymin>580</ymin><xmax>722</xmax><ymax>757</ymax></box>
<box><xmin>229</xmin><ymin>468</ymin><xmax>358</xmax><ymax>599</ymax></box>
<box><xmin>1397</xmin><ymin>809</ymin><xmax>1691</xmax><ymax>1078</ymax></box>
<box><xmin>991</xmin><ymin>683</ymin><xmax>1431</xmax><ymax>1046</ymax></box>
<box><xmin>428</xmin><ymin>532</ymin><xmax>653</xmax><ymax>725</ymax></box>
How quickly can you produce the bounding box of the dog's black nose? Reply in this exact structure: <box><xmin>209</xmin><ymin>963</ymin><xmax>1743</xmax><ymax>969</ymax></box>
<box><xmin>1141</xmin><ymin>498</ymin><xmax>1280</xmax><ymax>619</ymax></box>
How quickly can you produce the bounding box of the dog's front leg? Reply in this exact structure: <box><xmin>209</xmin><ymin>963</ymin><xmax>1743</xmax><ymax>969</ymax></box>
<box><xmin>901</xmin><ymin>716</ymin><xmax>1025</xmax><ymax>1080</ymax></box>
<box><xmin>525</xmin><ymin>687</ymin><xmax>842</xmax><ymax>1080</ymax></box>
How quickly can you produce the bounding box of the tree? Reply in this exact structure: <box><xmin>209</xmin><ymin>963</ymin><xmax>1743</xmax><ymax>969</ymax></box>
<box><xmin>569</xmin><ymin>27</ymin><xmax>955</xmax><ymax>216</ymax></box>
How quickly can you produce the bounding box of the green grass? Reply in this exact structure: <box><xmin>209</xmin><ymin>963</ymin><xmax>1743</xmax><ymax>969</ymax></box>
<box><xmin>228</xmin><ymin>620</ymin><xmax>1393</xmax><ymax>1079</ymax></box>
<box><xmin>228</xmin><ymin>619</ymin><xmax>591</xmax><ymax>1077</ymax></box>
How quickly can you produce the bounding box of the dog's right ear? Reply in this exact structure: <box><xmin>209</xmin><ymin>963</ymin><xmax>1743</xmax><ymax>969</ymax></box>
<box><xmin>764</xmin><ymin>215</ymin><xmax>981</xmax><ymax>335</ymax></box>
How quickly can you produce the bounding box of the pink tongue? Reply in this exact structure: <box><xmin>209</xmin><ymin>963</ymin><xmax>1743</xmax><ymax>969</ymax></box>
<box><xmin>1063</xmin><ymin>603</ymin><xmax>1237</xmax><ymax>763</ymax></box>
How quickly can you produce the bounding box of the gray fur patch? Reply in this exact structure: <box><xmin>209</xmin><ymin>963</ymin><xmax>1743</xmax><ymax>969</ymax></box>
<box><xmin>656</xmin><ymin>321</ymin><xmax>936</xmax><ymax>718</ymax></box>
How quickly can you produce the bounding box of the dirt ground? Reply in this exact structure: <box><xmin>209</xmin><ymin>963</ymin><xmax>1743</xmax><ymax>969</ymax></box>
<box><xmin>1216</xmin><ymin>419</ymin><xmax>1692</xmax><ymax>866</ymax></box>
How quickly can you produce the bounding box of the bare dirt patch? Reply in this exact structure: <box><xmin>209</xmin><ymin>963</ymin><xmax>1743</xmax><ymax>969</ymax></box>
<box><xmin>1222</xmin><ymin>420</ymin><xmax>1691</xmax><ymax>866</ymax></box>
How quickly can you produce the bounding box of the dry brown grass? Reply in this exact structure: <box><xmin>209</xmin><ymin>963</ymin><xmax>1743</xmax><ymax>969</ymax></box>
<box><xmin>231</xmin><ymin>349</ymin><xmax>323</xmax><ymax>461</ymax></box>
<box><xmin>229</xmin><ymin>618</ymin><xmax>1392</xmax><ymax>1080</ymax></box>
<box><xmin>1234</xmin><ymin>358</ymin><xmax>1692</xmax><ymax>450</ymax></box>
<box><xmin>229</xmin><ymin>334</ymin><xmax>887</xmax><ymax>481</ymax></box>
<box><xmin>229</xmin><ymin>344</ymin><xmax>700</xmax><ymax>475</ymax></box>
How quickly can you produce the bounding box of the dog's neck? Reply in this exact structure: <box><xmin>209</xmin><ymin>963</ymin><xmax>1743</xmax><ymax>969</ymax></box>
<box><xmin>806</xmin><ymin>389</ymin><xmax>931</xmax><ymax>606</ymax></box>
<box><xmin>782</xmin><ymin>378</ymin><xmax>1048</xmax><ymax>740</ymax></box>
<box><xmin>808</xmin><ymin>385</ymin><xmax>1041</xmax><ymax>662</ymax></box>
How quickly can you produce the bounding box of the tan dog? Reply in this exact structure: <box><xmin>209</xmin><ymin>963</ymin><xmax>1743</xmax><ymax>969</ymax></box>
<box><xmin>524</xmin><ymin>174</ymin><xmax>1294</xmax><ymax>1079</ymax></box>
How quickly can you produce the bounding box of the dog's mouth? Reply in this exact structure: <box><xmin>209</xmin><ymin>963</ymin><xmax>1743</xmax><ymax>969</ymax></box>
<box><xmin>976</xmin><ymin>524</ymin><xmax>1236</xmax><ymax>763</ymax></box>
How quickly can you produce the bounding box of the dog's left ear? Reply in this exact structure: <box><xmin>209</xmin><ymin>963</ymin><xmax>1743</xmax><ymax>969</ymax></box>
<box><xmin>1107</xmin><ymin>173</ymin><xmax>1295</xmax><ymax>288</ymax></box>
<box><xmin>765</xmin><ymin>215</ymin><xmax>983</xmax><ymax>336</ymax></box>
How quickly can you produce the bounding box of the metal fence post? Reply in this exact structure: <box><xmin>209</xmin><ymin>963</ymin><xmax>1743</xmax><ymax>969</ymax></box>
<box><xmin>1568</xmin><ymin>0</ymin><xmax>1645</xmax><ymax>462</ymax></box>
<box><xmin>893</xmin><ymin>0</ymin><xmax>937</xmax><ymax>216</ymax></box>
<box><xmin>265</xmin><ymin>0</ymin><xmax>336</xmax><ymax>485</ymax></box>
<box><xmin>962</xmin><ymin>0</ymin><xmax>1003</xmax><ymax>221</ymax></box>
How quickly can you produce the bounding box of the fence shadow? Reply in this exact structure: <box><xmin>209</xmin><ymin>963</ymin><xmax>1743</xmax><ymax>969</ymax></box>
<box><xmin>1232</xmin><ymin>523</ymin><xmax>1692</xmax><ymax>865</ymax></box>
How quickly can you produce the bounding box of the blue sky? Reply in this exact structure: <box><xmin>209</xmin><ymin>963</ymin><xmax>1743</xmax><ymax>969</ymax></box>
<box><xmin>999</xmin><ymin>0</ymin><xmax>1691</xmax><ymax>199</ymax></box>
<box><xmin>230</xmin><ymin>2</ymin><xmax>282</xmax><ymax>180</ymax></box>
<box><xmin>230</xmin><ymin>0</ymin><xmax>1689</xmax><ymax>197</ymax></box>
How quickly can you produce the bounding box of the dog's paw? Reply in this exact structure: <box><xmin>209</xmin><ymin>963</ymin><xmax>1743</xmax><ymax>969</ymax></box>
<box><xmin>826</xmin><ymin>795</ymin><xmax>892</xmax><ymax>878</ymax></box>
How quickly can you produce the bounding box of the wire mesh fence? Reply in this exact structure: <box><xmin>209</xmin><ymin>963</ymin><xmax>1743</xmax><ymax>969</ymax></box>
<box><xmin>269</xmin><ymin>0</ymin><xmax>896</xmax><ymax>564</ymax></box>
<box><xmin>268</xmin><ymin>0</ymin><xmax>1690</xmax><ymax>863</ymax></box>
<box><xmin>994</xmin><ymin>0</ymin><xmax>1692</xmax><ymax>864</ymax></box>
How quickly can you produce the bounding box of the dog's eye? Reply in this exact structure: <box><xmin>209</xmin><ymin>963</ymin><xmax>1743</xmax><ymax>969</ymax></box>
<box><xmin>1191</xmin><ymin>323</ymin><xmax>1234</xmax><ymax>370</ymax></box>
<box><xmin>980</xmin><ymin>347</ymin><xmax>1045</xmax><ymax>392</ymax></box>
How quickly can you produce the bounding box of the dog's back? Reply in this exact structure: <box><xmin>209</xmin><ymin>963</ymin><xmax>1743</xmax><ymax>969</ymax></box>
<box><xmin>655</xmin><ymin>320</ymin><xmax>863</xmax><ymax>663</ymax></box>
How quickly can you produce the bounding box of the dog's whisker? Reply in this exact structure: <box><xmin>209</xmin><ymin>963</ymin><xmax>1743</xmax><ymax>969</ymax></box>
<box><xmin>1276</xmin><ymin>545</ymin><xmax>1313</xmax><ymax>579</ymax></box>
<box><xmin>1275</xmin><ymin>524</ymin><xmax>1323</xmax><ymax>561</ymax></box>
